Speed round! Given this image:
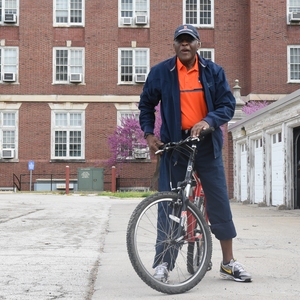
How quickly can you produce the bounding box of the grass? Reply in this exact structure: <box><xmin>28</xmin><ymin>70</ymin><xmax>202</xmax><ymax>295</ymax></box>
<box><xmin>98</xmin><ymin>191</ymin><xmax>157</xmax><ymax>198</ymax></box>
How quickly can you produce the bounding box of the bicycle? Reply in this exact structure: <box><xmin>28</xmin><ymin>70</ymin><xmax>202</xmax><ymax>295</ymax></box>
<box><xmin>126</xmin><ymin>128</ymin><xmax>214</xmax><ymax>294</ymax></box>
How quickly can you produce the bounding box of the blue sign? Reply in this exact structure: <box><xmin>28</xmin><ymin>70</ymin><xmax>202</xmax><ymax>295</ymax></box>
<box><xmin>28</xmin><ymin>161</ymin><xmax>34</xmax><ymax>171</ymax></box>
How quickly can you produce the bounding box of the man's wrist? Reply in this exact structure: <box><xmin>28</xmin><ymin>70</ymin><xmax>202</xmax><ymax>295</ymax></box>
<box><xmin>144</xmin><ymin>132</ymin><xmax>154</xmax><ymax>139</ymax></box>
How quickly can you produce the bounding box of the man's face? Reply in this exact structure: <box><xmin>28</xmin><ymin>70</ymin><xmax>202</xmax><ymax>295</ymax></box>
<box><xmin>173</xmin><ymin>34</ymin><xmax>200</xmax><ymax>67</ymax></box>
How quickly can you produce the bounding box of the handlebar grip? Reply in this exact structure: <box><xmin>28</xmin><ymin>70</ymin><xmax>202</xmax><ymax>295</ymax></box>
<box><xmin>199</xmin><ymin>127</ymin><xmax>215</xmax><ymax>137</ymax></box>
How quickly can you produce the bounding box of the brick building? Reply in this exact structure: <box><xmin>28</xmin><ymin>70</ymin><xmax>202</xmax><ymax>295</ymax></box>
<box><xmin>1</xmin><ymin>0</ymin><xmax>300</xmax><ymax>192</ymax></box>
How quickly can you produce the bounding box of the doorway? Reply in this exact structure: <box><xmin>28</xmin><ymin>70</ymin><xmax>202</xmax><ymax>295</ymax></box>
<box><xmin>293</xmin><ymin>127</ymin><xmax>300</xmax><ymax>209</ymax></box>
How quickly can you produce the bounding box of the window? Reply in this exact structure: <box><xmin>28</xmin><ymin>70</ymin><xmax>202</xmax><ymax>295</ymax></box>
<box><xmin>51</xmin><ymin>109</ymin><xmax>85</xmax><ymax>160</ymax></box>
<box><xmin>287</xmin><ymin>0</ymin><xmax>300</xmax><ymax>23</ymax></box>
<box><xmin>184</xmin><ymin>0</ymin><xmax>214</xmax><ymax>27</ymax></box>
<box><xmin>0</xmin><ymin>0</ymin><xmax>18</xmax><ymax>24</ymax></box>
<box><xmin>118</xmin><ymin>48</ymin><xmax>149</xmax><ymax>84</ymax></box>
<box><xmin>53</xmin><ymin>47</ymin><xmax>84</xmax><ymax>84</ymax></box>
<box><xmin>119</xmin><ymin>0</ymin><xmax>149</xmax><ymax>27</ymax></box>
<box><xmin>199</xmin><ymin>48</ymin><xmax>215</xmax><ymax>61</ymax></box>
<box><xmin>0</xmin><ymin>110</ymin><xmax>18</xmax><ymax>159</ymax></box>
<box><xmin>54</xmin><ymin>0</ymin><xmax>84</xmax><ymax>26</ymax></box>
<box><xmin>287</xmin><ymin>46</ymin><xmax>300</xmax><ymax>82</ymax></box>
<box><xmin>0</xmin><ymin>47</ymin><xmax>18</xmax><ymax>83</ymax></box>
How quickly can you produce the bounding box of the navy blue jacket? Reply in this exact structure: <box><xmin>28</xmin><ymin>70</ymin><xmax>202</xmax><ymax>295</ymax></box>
<box><xmin>139</xmin><ymin>54</ymin><xmax>236</xmax><ymax>158</ymax></box>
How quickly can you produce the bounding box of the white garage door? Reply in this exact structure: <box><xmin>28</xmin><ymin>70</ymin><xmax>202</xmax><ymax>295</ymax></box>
<box><xmin>254</xmin><ymin>138</ymin><xmax>263</xmax><ymax>203</ymax></box>
<box><xmin>240</xmin><ymin>143</ymin><xmax>248</xmax><ymax>201</ymax></box>
<box><xmin>271</xmin><ymin>132</ymin><xmax>284</xmax><ymax>206</ymax></box>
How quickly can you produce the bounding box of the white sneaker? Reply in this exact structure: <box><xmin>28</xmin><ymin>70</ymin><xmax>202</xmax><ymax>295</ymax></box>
<box><xmin>220</xmin><ymin>259</ymin><xmax>252</xmax><ymax>282</ymax></box>
<box><xmin>153</xmin><ymin>262</ymin><xmax>168</xmax><ymax>282</ymax></box>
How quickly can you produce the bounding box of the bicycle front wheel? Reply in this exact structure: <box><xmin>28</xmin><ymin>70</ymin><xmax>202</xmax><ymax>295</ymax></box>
<box><xmin>126</xmin><ymin>192</ymin><xmax>212</xmax><ymax>294</ymax></box>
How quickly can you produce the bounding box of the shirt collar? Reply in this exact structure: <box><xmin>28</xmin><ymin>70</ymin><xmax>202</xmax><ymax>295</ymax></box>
<box><xmin>176</xmin><ymin>55</ymin><xmax>199</xmax><ymax>72</ymax></box>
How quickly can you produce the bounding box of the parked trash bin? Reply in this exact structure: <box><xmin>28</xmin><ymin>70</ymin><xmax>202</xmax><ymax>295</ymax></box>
<box><xmin>78</xmin><ymin>168</ymin><xmax>104</xmax><ymax>191</ymax></box>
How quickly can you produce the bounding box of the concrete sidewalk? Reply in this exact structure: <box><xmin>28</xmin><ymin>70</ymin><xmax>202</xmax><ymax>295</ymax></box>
<box><xmin>0</xmin><ymin>193</ymin><xmax>300</xmax><ymax>299</ymax></box>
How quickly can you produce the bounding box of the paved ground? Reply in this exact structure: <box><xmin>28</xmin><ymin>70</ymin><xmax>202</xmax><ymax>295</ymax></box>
<box><xmin>0</xmin><ymin>192</ymin><xmax>300</xmax><ymax>300</ymax></box>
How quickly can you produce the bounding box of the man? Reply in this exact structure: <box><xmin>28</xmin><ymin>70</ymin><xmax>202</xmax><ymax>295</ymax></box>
<box><xmin>139</xmin><ymin>24</ymin><xmax>252</xmax><ymax>283</ymax></box>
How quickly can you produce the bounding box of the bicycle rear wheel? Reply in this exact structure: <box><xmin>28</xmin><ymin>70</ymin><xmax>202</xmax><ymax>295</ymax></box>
<box><xmin>126</xmin><ymin>192</ymin><xmax>212</xmax><ymax>294</ymax></box>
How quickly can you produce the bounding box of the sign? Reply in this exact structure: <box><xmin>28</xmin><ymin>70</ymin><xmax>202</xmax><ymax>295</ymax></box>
<box><xmin>28</xmin><ymin>161</ymin><xmax>35</xmax><ymax>171</ymax></box>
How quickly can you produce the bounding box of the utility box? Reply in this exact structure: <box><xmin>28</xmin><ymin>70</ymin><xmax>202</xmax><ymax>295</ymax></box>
<box><xmin>78</xmin><ymin>168</ymin><xmax>104</xmax><ymax>191</ymax></box>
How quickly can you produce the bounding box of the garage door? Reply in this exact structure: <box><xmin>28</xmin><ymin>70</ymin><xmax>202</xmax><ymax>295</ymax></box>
<box><xmin>254</xmin><ymin>138</ymin><xmax>263</xmax><ymax>203</ymax></box>
<box><xmin>240</xmin><ymin>143</ymin><xmax>248</xmax><ymax>201</ymax></box>
<box><xmin>271</xmin><ymin>132</ymin><xmax>284</xmax><ymax>206</ymax></box>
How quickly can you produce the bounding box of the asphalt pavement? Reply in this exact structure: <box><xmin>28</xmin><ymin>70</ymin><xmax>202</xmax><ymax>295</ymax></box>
<box><xmin>0</xmin><ymin>192</ymin><xmax>300</xmax><ymax>300</ymax></box>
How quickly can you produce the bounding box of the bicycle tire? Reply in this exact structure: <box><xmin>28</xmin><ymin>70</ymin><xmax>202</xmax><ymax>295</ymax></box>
<box><xmin>126</xmin><ymin>192</ymin><xmax>212</xmax><ymax>294</ymax></box>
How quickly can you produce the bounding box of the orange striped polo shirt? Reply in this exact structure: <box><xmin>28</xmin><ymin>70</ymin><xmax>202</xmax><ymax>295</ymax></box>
<box><xmin>177</xmin><ymin>56</ymin><xmax>208</xmax><ymax>130</ymax></box>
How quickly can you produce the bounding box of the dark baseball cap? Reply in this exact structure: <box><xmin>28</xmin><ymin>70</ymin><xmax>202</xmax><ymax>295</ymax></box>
<box><xmin>174</xmin><ymin>24</ymin><xmax>200</xmax><ymax>41</ymax></box>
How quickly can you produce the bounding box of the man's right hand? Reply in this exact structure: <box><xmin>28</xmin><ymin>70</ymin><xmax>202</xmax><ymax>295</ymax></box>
<box><xmin>146</xmin><ymin>135</ymin><xmax>164</xmax><ymax>155</ymax></box>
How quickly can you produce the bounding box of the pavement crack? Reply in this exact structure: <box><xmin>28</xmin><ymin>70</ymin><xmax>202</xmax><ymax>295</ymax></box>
<box><xmin>0</xmin><ymin>209</ymin><xmax>44</xmax><ymax>224</ymax></box>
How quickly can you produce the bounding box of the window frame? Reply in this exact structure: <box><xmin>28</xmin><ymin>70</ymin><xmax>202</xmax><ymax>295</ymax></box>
<box><xmin>198</xmin><ymin>48</ymin><xmax>215</xmax><ymax>61</ymax></box>
<box><xmin>118</xmin><ymin>47</ymin><xmax>150</xmax><ymax>85</ymax></box>
<box><xmin>0</xmin><ymin>0</ymin><xmax>19</xmax><ymax>25</ymax></box>
<box><xmin>118</xmin><ymin>0</ymin><xmax>150</xmax><ymax>28</ymax></box>
<box><xmin>51</xmin><ymin>109</ymin><xmax>85</xmax><ymax>160</ymax></box>
<box><xmin>287</xmin><ymin>45</ymin><xmax>300</xmax><ymax>83</ymax></box>
<box><xmin>0</xmin><ymin>46</ymin><xmax>19</xmax><ymax>83</ymax></box>
<box><xmin>287</xmin><ymin>0</ymin><xmax>300</xmax><ymax>24</ymax></box>
<box><xmin>0</xmin><ymin>109</ymin><xmax>19</xmax><ymax>160</ymax></box>
<box><xmin>53</xmin><ymin>0</ymin><xmax>85</xmax><ymax>27</ymax></box>
<box><xmin>183</xmin><ymin>0</ymin><xmax>214</xmax><ymax>28</ymax></box>
<box><xmin>53</xmin><ymin>47</ymin><xmax>85</xmax><ymax>84</ymax></box>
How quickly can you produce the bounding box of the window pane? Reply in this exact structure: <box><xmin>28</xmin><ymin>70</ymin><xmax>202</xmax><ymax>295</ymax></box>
<box><xmin>3</xmin><ymin>130</ymin><xmax>15</xmax><ymax>148</ymax></box>
<box><xmin>56</xmin><ymin>0</ymin><xmax>68</xmax><ymax>23</ymax></box>
<box><xmin>70</xmin><ymin>49</ymin><xmax>83</xmax><ymax>74</ymax></box>
<box><xmin>3</xmin><ymin>48</ymin><xmax>17</xmax><ymax>73</ymax></box>
<box><xmin>290</xmin><ymin>47</ymin><xmax>300</xmax><ymax>80</ymax></box>
<box><xmin>70</xmin><ymin>0</ymin><xmax>82</xmax><ymax>23</ymax></box>
<box><xmin>3</xmin><ymin>112</ymin><xmax>15</xmax><ymax>126</ymax></box>
<box><xmin>55</xmin><ymin>131</ymin><xmax>67</xmax><ymax>156</ymax></box>
<box><xmin>121</xmin><ymin>0</ymin><xmax>133</xmax><ymax>17</ymax></box>
<box><xmin>200</xmin><ymin>0</ymin><xmax>212</xmax><ymax>25</ymax></box>
<box><xmin>185</xmin><ymin>0</ymin><xmax>197</xmax><ymax>24</ymax></box>
<box><xmin>135</xmin><ymin>50</ymin><xmax>147</xmax><ymax>74</ymax></box>
<box><xmin>55</xmin><ymin>113</ymin><xmax>68</xmax><ymax>126</ymax></box>
<box><xmin>56</xmin><ymin>50</ymin><xmax>68</xmax><ymax>81</ymax></box>
<box><xmin>121</xmin><ymin>50</ymin><xmax>133</xmax><ymax>82</ymax></box>
<box><xmin>70</xmin><ymin>113</ymin><xmax>82</xmax><ymax>126</ymax></box>
<box><xmin>69</xmin><ymin>131</ymin><xmax>81</xmax><ymax>156</ymax></box>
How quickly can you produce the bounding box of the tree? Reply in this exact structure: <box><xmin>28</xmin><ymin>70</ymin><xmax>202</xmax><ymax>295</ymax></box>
<box><xmin>107</xmin><ymin>104</ymin><xmax>162</xmax><ymax>190</ymax></box>
<box><xmin>242</xmin><ymin>100</ymin><xmax>270</xmax><ymax>115</ymax></box>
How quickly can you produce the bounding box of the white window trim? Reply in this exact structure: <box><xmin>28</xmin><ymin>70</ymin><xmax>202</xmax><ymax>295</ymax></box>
<box><xmin>0</xmin><ymin>46</ymin><xmax>19</xmax><ymax>84</ymax></box>
<box><xmin>0</xmin><ymin>0</ymin><xmax>19</xmax><ymax>26</ymax></box>
<box><xmin>52</xmin><ymin>47</ymin><xmax>85</xmax><ymax>85</ymax></box>
<box><xmin>118</xmin><ymin>47</ymin><xmax>150</xmax><ymax>85</ymax></box>
<box><xmin>198</xmin><ymin>48</ymin><xmax>215</xmax><ymax>62</ymax></box>
<box><xmin>287</xmin><ymin>0</ymin><xmax>300</xmax><ymax>24</ymax></box>
<box><xmin>118</xmin><ymin>0</ymin><xmax>150</xmax><ymax>28</ymax></box>
<box><xmin>49</xmin><ymin>103</ymin><xmax>87</xmax><ymax>160</ymax></box>
<box><xmin>115</xmin><ymin>103</ymin><xmax>139</xmax><ymax>126</ymax></box>
<box><xmin>53</xmin><ymin>0</ymin><xmax>85</xmax><ymax>27</ymax></box>
<box><xmin>0</xmin><ymin>103</ymin><xmax>21</xmax><ymax>161</ymax></box>
<box><xmin>287</xmin><ymin>45</ymin><xmax>300</xmax><ymax>83</ymax></box>
<box><xmin>183</xmin><ymin>0</ymin><xmax>214</xmax><ymax>28</ymax></box>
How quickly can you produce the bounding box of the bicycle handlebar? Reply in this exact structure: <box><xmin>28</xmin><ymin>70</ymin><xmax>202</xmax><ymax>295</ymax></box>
<box><xmin>155</xmin><ymin>127</ymin><xmax>215</xmax><ymax>155</ymax></box>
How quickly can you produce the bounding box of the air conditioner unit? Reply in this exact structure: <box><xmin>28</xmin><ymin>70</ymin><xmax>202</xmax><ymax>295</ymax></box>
<box><xmin>133</xmin><ymin>148</ymin><xmax>148</xmax><ymax>159</ymax></box>
<box><xmin>3</xmin><ymin>73</ymin><xmax>16</xmax><ymax>82</ymax></box>
<box><xmin>70</xmin><ymin>73</ymin><xmax>82</xmax><ymax>83</ymax></box>
<box><xmin>2</xmin><ymin>149</ymin><xmax>15</xmax><ymax>159</ymax></box>
<box><xmin>135</xmin><ymin>15</ymin><xmax>148</xmax><ymax>25</ymax></box>
<box><xmin>135</xmin><ymin>74</ymin><xmax>147</xmax><ymax>83</ymax></box>
<box><xmin>4</xmin><ymin>14</ymin><xmax>17</xmax><ymax>23</ymax></box>
<box><xmin>122</xmin><ymin>17</ymin><xmax>132</xmax><ymax>25</ymax></box>
<box><xmin>289</xmin><ymin>12</ymin><xmax>300</xmax><ymax>22</ymax></box>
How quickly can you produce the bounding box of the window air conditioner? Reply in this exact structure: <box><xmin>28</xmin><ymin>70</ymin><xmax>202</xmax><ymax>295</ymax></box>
<box><xmin>133</xmin><ymin>148</ymin><xmax>148</xmax><ymax>159</ymax></box>
<box><xmin>3</xmin><ymin>73</ymin><xmax>16</xmax><ymax>82</ymax></box>
<box><xmin>4</xmin><ymin>14</ymin><xmax>17</xmax><ymax>23</ymax></box>
<box><xmin>70</xmin><ymin>73</ymin><xmax>82</xmax><ymax>83</ymax></box>
<box><xmin>122</xmin><ymin>17</ymin><xmax>132</xmax><ymax>25</ymax></box>
<box><xmin>2</xmin><ymin>149</ymin><xmax>15</xmax><ymax>159</ymax></box>
<box><xmin>135</xmin><ymin>15</ymin><xmax>147</xmax><ymax>25</ymax></box>
<box><xmin>135</xmin><ymin>74</ymin><xmax>147</xmax><ymax>83</ymax></box>
<box><xmin>289</xmin><ymin>12</ymin><xmax>300</xmax><ymax>22</ymax></box>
